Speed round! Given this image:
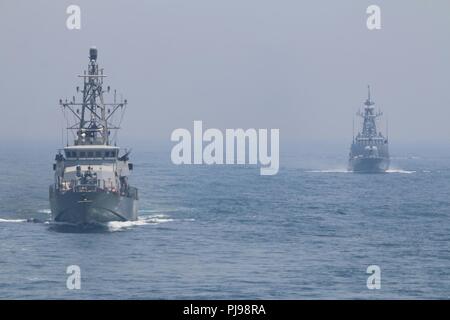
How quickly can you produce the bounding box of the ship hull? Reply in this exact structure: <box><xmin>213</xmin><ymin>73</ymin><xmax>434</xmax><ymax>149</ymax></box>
<box><xmin>49</xmin><ymin>187</ymin><xmax>138</xmax><ymax>224</ymax></box>
<box><xmin>349</xmin><ymin>157</ymin><xmax>389</xmax><ymax>173</ymax></box>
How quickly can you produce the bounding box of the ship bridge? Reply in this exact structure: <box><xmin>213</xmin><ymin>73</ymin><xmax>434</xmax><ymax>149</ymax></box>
<box><xmin>63</xmin><ymin>145</ymin><xmax>120</xmax><ymax>160</ymax></box>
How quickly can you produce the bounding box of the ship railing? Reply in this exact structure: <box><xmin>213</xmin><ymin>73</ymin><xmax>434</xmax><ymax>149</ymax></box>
<box><xmin>58</xmin><ymin>179</ymin><xmax>119</xmax><ymax>194</ymax></box>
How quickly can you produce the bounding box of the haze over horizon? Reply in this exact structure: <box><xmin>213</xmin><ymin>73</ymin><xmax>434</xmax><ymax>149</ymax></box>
<box><xmin>1</xmin><ymin>0</ymin><xmax>450</xmax><ymax>148</ymax></box>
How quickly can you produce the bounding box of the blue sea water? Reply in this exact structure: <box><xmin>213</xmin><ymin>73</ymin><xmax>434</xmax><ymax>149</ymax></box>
<box><xmin>0</xmin><ymin>143</ymin><xmax>449</xmax><ymax>299</ymax></box>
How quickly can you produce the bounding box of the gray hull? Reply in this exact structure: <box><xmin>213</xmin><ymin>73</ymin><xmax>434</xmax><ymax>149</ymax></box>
<box><xmin>349</xmin><ymin>157</ymin><xmax>390</xmax><ymax>173</ymax></box>
<box><xmin>49</xmin><ymin>187</ymin><xmax>138</xmax><ymax>223</ymax></box>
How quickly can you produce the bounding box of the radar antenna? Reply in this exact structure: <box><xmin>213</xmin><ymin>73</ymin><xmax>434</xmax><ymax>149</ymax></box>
<box><xmin>59</xmin><ymin>47</ymin><xmax>127</xmax><ymax>146</ymax></box>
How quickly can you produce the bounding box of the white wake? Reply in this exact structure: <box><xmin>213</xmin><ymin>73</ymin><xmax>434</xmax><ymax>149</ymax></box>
<box><xmin>386</xmin><ymin>169</ymin><xmax>416</xmax><ymax>174</ymax></box>
<box><xmin>0</xmin><ymin>218</ymin><xmax>27</xmax><ymax>223</ymax></box>
<box><xmin>306</xmin><ymin>169</ymin><xmax>349</xmax><ymax>173</ymax></box>
<box><xmin>106</xmin><ymin>214</ymin><xmax>174</xmax><ymax>232</ymax></box>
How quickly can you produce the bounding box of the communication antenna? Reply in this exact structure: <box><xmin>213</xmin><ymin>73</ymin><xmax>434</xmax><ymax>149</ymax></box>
<box><xmin>386</xmin><ymin>113</ymin><xmax>389</xmax><ymax>141</ymax></box>
<box><xmin>365</xmin><ymin>85</ymin><xmax>374</xmax><ymax>107</ymax></box>
<box><xmin>61</xmin><ymin>116</ymin><xmax>64</xmax><ymax>147</ymax></box>
<box><xmin>59</xmin><ymin>47</ymin><xmax>126</xmax><ymax>146</ymax></box>
<box><xmin>352</xmin><ymin>116</ymin><xmax>355</xmax><ymax>142</ymax></box>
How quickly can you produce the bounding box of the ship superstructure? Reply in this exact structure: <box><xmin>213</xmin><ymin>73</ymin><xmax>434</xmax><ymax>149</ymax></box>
<box><xmin>349</xmin><ymin>86</ymin><xmax>390</xmax><ymax>173</ymax></box>
<box><xmin>49</xmin><ymin>47</ymin><xmax>138</xmax><ymax>223</ymax></box>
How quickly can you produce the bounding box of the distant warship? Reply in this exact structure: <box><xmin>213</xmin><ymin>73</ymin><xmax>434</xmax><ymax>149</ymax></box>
<box><xmin>49</xmin><ymin>47</ymin><xmax>138</xmax><ymax>223</ymax></box>
<box><xmin>349</xmin><ymin>86</ymin><xmax>390</xmax><ymax>173</ymax></box>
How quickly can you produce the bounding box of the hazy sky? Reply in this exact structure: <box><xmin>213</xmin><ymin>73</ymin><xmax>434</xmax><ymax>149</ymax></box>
<box><xmin>1</xmin><ymin>0</ymin><xmax>449</xmax><ymax>148</ymax></box>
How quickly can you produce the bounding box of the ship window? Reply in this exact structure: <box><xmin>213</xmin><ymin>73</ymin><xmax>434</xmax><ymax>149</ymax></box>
<box><xmin>95</xmin><ymin>151</ymin><xmax>102</xmax><ymax>158</ymax></box>
<box><xmin>80</xmin><ymin>151</ymin><xmax>86</xmax><ymax>158</ymax></box>
<box><xmin>111</xmin><ymin>151</ymin><xmax>116</xmax><ymax>157</ymax></box>
<box><xmin>105</xmin><ymin>151</ymin><xmax>110</xmax><ymax>157</ymax></box>
<box><xmin>87</xmin><ymin>151</ymin><xmax>94</xmax><ymax>157</ymax></box>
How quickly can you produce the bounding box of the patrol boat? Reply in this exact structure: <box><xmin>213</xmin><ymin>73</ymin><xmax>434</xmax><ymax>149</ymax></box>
<box><xmin>49</xmin><ymin>47</ymin><xmax>138</xmax><ymax>223</ymax></box>
<box><xmin>349</xmin><ymin>86</ymin><xmax>390</xmax><ymax>173</ymax></box>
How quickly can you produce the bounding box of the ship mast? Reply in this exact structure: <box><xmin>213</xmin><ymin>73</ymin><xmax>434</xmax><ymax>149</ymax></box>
<box><xmin>357</xmin><ymin>85</ymin><xmax>382</xmax><ymax>138</ymax></box>
<box><xmin>60</xmin><ymin>47</ymin><xmax>127</xmax><ymax>146</ymax></box>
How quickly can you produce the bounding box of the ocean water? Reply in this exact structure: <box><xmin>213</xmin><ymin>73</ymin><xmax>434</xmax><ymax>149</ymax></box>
<box><xmin>1</xmin><ymin>143</ymin><xmax>450</xmax><ymax>299</ymax></box>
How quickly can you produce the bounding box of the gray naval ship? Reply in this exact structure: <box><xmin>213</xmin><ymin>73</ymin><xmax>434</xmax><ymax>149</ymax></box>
<box><xmin>349</xmin><ymin>86</ymin><xmax>390</xmax><ymax>173</ymax></box>
<box><xmin>49</xmin><ymin>47</ymin><xmax>138</xmax><ymax>223</ymax></box>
